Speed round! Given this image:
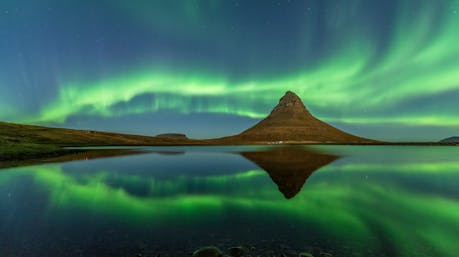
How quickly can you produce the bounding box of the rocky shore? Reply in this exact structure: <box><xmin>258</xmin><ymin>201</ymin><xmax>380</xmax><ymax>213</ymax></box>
<box><xmin>191</xmin><ymin>244</ymin><xmax>333</xmax><ymax>257</ymax></box>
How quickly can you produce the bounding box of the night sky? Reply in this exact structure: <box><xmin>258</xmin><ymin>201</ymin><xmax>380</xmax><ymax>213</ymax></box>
<box><xmin>1</xmin><ymin>0</ymin><xmax>458</xmax><ymax>141</ymax></box>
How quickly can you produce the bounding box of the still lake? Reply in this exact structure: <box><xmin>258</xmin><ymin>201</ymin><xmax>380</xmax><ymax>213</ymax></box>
<box><xmin>1</xmin><ymin>146</ymin><xmax>459</xmax><ymax>257</ymax></box>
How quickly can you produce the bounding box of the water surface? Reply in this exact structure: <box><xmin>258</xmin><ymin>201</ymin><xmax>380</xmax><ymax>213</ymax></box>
<box><xmin>1</xmin><ymin>146</ymin><xmax>459</xmax><ymax>257</ymax></box>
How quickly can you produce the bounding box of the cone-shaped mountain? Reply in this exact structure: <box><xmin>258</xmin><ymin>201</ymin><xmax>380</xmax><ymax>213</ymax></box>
<box><xmin>231</xmin><ymin>91</ymin><xmax>375</xmax><ymax>143</ymax></box>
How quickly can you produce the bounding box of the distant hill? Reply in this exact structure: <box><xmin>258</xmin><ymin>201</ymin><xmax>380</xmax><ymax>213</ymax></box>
<box><xmin>156</xmin><ymin>133</ymin><xmax>188</xmax><ymax>140</ymax></box>
<box><xmin>218</xmin><ymin>91</ymin><xmax>377</xmax><ymax>144</ymax></box>
<box><xmin>440</xmin><ymin>137</ymin><xmax>459</xmax><ymax>143</ymax></box>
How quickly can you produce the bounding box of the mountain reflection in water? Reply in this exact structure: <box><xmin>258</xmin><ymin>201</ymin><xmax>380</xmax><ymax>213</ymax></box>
<box><xmin>242</xmin><ymin>147</ymin><xmax>339</xmax><ymax>199</ymax></box>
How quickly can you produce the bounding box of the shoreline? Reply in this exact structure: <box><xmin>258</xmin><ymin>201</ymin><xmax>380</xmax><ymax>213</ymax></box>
<box><xmin>0</xmin><ymin>148</ymin><xmax>146</xmax><ymax>169</ymax></box>
<box><xmin>1</xmin><ymin>120</ymin><xmax>457</xmax><ymax>165</ymax></box>
<box><xmin>1</xmin><ymin>142</ymin><xmax>456</xmax><ymax>165</ymax></box>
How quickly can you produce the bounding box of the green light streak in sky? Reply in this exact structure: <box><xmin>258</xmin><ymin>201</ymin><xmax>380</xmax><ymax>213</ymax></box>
<box><xmin>0</xmin><ymin>0</ymin><xmax>459</xmax><ymax>135</ymax></box>
<box><xmin>29</xmin><ymin>68</ymin><xmax>270</xmax><ymax>123</ymax></box>
<box><xmin>326</xmin><ymin>116</ymin><xmax>459</xmax><ymax>126</ymax></box>
<box><xmin>25</xmin><ymin>43</ymin><xmax>373</xmax><ymax>123</ymax></box>
<box><xmin>24</xmin><ymin>2</ymin><xmax>459</xmax><ymax>128</ymax></box>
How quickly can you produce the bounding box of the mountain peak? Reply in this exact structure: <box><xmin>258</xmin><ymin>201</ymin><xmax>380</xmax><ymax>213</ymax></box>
<box><xmin>269</xmin><ymin>91</ymin><xmax>311</xmax><ymax>118</ymax></box>
<box><xmin>233</xmin><ymin>90</ymin><xmax>376</xmax><ymax>143</ymax></box>
<box><xmin>277</xmin><ymin>91</ymin><xmax>303</xmax><ymax>106</ymax></box>
<box><xmin>283</xmin><ymin>90</ymin><xmax>299</xmax><ymax>98</ymax></box>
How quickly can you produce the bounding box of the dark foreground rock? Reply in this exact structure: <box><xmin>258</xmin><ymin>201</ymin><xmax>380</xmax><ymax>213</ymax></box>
<box><xmin>228</xmin><ymin>246</ymin><xmax>245</xmax><ymax>257</ymax></box>
<box><xmin>192</xmin><ymin>246</ymin><xmax>223</xmax><ymax>257</ymax></box>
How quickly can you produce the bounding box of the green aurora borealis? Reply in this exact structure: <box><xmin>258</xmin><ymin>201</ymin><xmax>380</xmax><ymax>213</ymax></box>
<box><xmin>1</xmin><ymin>0</ymin><xmax>459</xmax><ymax>140</ymax></box>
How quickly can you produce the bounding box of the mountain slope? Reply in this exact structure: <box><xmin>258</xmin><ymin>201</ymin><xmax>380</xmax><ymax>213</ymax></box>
<box><xmin>0</xmin><ymin>121</ymin><xmax>192</xmax><ymax>148</ymax></box>
<box><xmin>222</xmin><ymin>91</ymin><xmax>376</xmax><ymax>144</ymax></box>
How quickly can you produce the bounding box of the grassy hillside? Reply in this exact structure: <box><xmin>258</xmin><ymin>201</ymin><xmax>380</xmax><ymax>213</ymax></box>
<box><xmin>0</xmin><ymin>121</ymin><xmax>194</xmax><ymax>160</ymax></box>
<box><xmin>0</xmin><ymin>121</ymin><xmax>189</xmax><ymax>146</ymax></box>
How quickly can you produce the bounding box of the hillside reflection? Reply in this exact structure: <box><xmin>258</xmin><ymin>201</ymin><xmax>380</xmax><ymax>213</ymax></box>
<box><xmin>241</xmin><ymin>147</ymin><xmax>339</xmax><ymax>199</ymax></box>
